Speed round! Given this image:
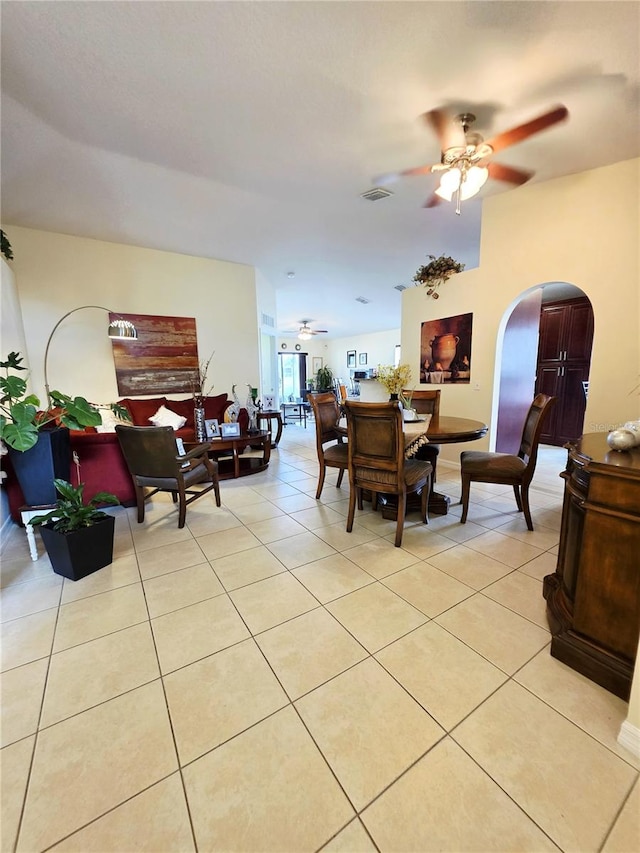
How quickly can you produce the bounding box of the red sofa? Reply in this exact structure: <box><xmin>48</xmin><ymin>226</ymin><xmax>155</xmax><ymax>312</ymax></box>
<box><xmin>4</xmin><ymin>395</ymin><xmax>248</xmax><ymax>522</ymax></box>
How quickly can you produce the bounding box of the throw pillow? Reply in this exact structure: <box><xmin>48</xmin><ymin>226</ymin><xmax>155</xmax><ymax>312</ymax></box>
<box><xmin>96</xmin><ymin>409</ymin><xmax>131</xmax><ymax>433</ymax></box>
<box><xmin>119</xmin><ymin>397</ymin><xmax>167</xmax><ymax>425</ymax></box>
<box><xmin>149</xmin><ymin>405</ymin><xmax>187</xmax><ymax>430</ymax></box>
<box><xmin>165</xmin><ymin>398</ymin><xmax>195</xmax><ymax>429</ymax></box>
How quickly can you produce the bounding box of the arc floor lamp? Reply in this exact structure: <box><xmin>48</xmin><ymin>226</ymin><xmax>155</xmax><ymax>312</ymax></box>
<box><xmin>43</xmin><ymin>305</ymin><xmax>137</xmax><ymax>407</ymax></box>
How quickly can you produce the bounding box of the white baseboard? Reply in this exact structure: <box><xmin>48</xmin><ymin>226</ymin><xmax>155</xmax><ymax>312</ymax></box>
<box><xmin>617</xmin><ymin>720</ymin><xmax>640</xmax><ymax>759</ymax></box>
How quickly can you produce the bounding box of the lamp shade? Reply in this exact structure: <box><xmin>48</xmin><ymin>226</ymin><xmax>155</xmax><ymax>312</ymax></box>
<box><xmin>298</xmin><ymin>331</ymin><xmax>312</xmax><ymax>341</ymax></box>
<box><xmin>435</xmin><ymin>165</ymin><xmax>489</xmax><ymax>202</ymax></box>
<box><xmin>108</xmin><ymin>319</ymin><xmax>138</xmax><ymax>340</ymax></box>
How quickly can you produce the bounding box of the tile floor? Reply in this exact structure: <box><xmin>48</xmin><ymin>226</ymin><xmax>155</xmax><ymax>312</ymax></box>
<box><xmin>1</xmin><ymin>425</ymin><xmax>638</xmax><ymax>852</ymax></box>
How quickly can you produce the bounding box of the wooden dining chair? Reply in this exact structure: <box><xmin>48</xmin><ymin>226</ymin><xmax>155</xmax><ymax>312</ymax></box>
<box><xmin>459</xmin><ymin>393</ymin><xmax>556</xmax><ymax>531</ymax></box>
<box><xmin>115</xmin><ymin>425</ymin><xmax>220</xmax><ymax>528</ymax></box>
<box><xmin>404</xmin><ymin>389</ymin><xmax>441</xmax><ymax>472</ymax></box>
<box><xmin>306</xmin><ymin>392</ymin><xmax>349</xmax><ymax>499</ymax></box>
<box><xmin>344</xmin><ymin>400</ymin><xmax>432</xmax><ymax>547</ymax></box>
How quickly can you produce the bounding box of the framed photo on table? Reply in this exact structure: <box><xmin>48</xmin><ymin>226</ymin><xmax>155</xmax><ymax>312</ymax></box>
<box><xmin>221</xmin><ymin>422</ymin><xmax>241</xmax><ymax>438</ymax></box>
<box><xmin>204</xmin><ymin>418</ymin><xmax>220</xmax><ymax>439</ymax></box>
<box><xmin>347</xmin><ymin>350</ymin><xmax>356</xmax><ymax>368</ymax></box>
<box><xmin>359</xmin><ymin>352</ymin><xmax>367</xmax><ymax>365</ymax></box>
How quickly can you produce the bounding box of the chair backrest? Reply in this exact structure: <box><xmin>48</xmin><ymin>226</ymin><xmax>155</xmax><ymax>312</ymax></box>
<box><xmin>338</xmin><ymin>384</ymin><xmax>348</xmax><ymax>403</ymax></box>
<box><xmin>517</xmin><ymin>393</ymin><xmax>557</xmax><ymax>478</ymax></box>
<box><xmin>406</xmin><ymin>389</ymin><xmax>441</xmax><ymax>417</ymax></box>
<box><xmin>344</xmin><ymin>400</ymin><xmax>405</xmax><ymax>493</ymax></box>
<box><xmin>116</xmin><ymin>425</ymin><xmax>183</xmax><ymax>479</ymax></box>
<box><xmin>307</xmin><ymin>392</ymin><xmax>342</xmax><ymax>450</ymax></box>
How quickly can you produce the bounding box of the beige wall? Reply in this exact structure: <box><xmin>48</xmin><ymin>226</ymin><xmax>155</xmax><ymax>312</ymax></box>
<box><xmin>6</xmin><ymin>228</ymin><xmax>261</xmax><ymax>405</ymax></box>
<box><xmin>401</xmin><ymin>158</ymin><xmax>640</xmax><ymax>465</ymax></box>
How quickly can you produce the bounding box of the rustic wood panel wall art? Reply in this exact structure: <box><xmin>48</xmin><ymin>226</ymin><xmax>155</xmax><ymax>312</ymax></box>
<box><xmin>420</xmin><ymin>312</ymin><xmax>473</xmax><ymax>385</ymax></box>
<box><xmin>110</xmin><ymin>312</ymin><xmax>199</xmax><ymax>395</ymax></box>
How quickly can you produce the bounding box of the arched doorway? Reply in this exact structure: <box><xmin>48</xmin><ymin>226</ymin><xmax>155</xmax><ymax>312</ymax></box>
<box><xmin>494</xmin><ymin>283</ymin><xmax>594</xmax><ymax>453</ymax></box>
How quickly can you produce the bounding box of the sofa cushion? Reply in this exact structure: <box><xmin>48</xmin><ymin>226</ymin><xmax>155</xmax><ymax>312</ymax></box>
<box><xmin>165</xmin><ymin>398</ymin><xmax>195</xmax><ymax>430</ymax></box>
<box><xmin>149</xmin><ymin>405</ymin><xmax>187</xmax><ymax>430</ymax></box>
<box><xmin>203</xmin><ymin>394</ymin><xmax>231</xmax><ymax>422</ymax></box>
<box><xmin>119</xmin><ymin>397</ymin><xmax>167</xmax><ymax>426</ymax></box>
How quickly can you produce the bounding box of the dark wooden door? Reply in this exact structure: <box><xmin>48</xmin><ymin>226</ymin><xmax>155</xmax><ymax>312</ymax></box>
<box><xmin>535</xmin><ymin>298</ymin><xmax>593</xmax><ymax>446</ymax></box>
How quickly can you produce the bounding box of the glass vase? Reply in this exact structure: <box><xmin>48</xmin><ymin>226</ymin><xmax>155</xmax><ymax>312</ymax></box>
<box><xmin>194</xmin><ymin>405</ymin><xmax>207</xmax><ymax>442</ymax></box>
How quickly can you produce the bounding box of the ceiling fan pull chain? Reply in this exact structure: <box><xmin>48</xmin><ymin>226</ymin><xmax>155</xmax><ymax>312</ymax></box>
<box><xmin>455</xmin><ymin>186</ymin><xmax>461</xmax><ymax>216</ymax></box>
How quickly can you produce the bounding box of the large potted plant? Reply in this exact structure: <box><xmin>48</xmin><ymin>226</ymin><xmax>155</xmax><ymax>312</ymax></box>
<box><xmin>315</xmin><ymin>365</ymin><xmax>335</xmax><ymax>392</ymax></box>
<box><xmin>28</xmin><ymin>479</ymin><xmax>119</xmax><ymax>580</ymax></box>
<box><xmin>0</xmin><ymin>351</ymin><xmax>129</xmax><ymax>505</ymax></box>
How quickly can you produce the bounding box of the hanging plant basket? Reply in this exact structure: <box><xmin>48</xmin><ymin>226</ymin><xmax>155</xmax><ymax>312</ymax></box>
<box><xmin>413</xmin><ymin>254</ymin><xmax>465</xmax><ymax>299</ymax></box>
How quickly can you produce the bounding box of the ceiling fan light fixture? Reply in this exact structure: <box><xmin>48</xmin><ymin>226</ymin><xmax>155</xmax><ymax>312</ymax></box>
<box><xmin>298</xmin><ymin>330</ymin><xmax>312</xmax><ymax>340</ymax></box>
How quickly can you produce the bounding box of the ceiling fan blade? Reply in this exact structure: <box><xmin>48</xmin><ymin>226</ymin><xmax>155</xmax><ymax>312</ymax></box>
<box><xmin>484</xmin><ymin>105</ymin><xmax>569</xmax><ymax>155</ymax></box>
<box><xmin>424</xmin><ymin>109</ymin><xmax>467</xmax><ymax>152</ymax></box>
<box><xmin>424</xmin><ymin>193</ymin><xmax>444</xmax><ymax>209</ymax></box>
<box><xmin>399</xmin><ymin>163</ymin><xmax>440</xmax><ymax>178</ymax></box>
<box><xmin>487</xmin><ymin>161</ymin><xmax>533</xmax><ymax>185</ymax></box>
<box><xmin>311</xmin><ymin>330</ymin><xmax>328</xmax><ymax>334</ymax></box>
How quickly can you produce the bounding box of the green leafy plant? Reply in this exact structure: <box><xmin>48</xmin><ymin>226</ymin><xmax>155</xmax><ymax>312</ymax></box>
<box><xmin>315</xmin><ymin>365</ymin><xmax>335</xmax><ymax>391</ymax></box>
<box><xmin>0</xmin><ymin>351</ymin><xmax>130</xmax><ymax>452</ymax></box>
<box><xmin>28</xmin><ymin>479</ymin><xmax>119</xmax><ymax>533</ymax></box>
<box><xmin>376</xmin><ymin>363</ymin><xmax>412</xmax><ymax>396</ymax></box>
<box><xmin>413</xmin><ymin>254</ymin><xmax>465</xmax><ymax>299</ymax></box>
<box><xmin>1</xmin><ymin>230</ymin><xmax>13</xmax><ymax>261</ymax></box>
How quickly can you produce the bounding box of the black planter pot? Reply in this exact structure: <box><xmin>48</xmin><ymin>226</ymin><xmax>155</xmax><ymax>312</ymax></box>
<box><xmin>38</xmin><ymin>515</ymin><xmax>115</xmax><ymax>581</ymax></box>
<box><xmin>8</xmin><ymin>428</ymin><xmax>71</xmax><ymax>506</ymax></box>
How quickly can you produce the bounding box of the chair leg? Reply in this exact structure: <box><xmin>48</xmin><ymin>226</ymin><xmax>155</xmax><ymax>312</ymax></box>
<box><xmin>135</xmin><ymin>484</ymin><xmax>146</xmax><ymax>524</ymax></box>
<box><xmin>177</xmin><ymin>484</ymin><xmax>187</xmax><ymax>528</ymax></box>
<box><xmin>521</xmin><ymin>486</ymin><xmax>534</xmax><ymax>531</ymax></box>
<box><xmin>346</xmin><ymin>486</ymin><xmax>356</xmax><ymax>533</ymax></box>
<box><xmin>513</xmin><ymin>484</ymin><xmax>523</xmax><ymax>511</ymax></box>
<box><xmin>421</xmin><ymin>475</ymin><xmax>430</xmax><ymax>525</ymax></box>
<box><xmin>336</xmin><ymin>468</ymin><xmax>345</xmax><ymax>489</ymax></box>
<box><xmin>460</xmin><ymin>474</ymin><xmax>471</xmax><ymax>524</ymax></box>
<box><xmin>213</xmin><ymin>477</ymin><xmax>221</xmax><ymax>507</ymax></box>
<box><xmin>315</xmin><ymin>464</ymin><xmax>326</xmax><ymax>500</ymax></box>
<box><xmin>395</xmin><ymin>492</ymin><xmax>406</xmax><ymax>547</ymax></box>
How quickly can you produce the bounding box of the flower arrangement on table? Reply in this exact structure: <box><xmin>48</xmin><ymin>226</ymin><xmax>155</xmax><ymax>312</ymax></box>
<box><xmin>190</xmin><ymin>352</ymin><xmax>215</xmax><ymax>408</ymax></box>
<box><xmin>413</xmin><ymin>254</ymin><xmax>465</xmax><ymax>299</ymax></box>
<box><xmin>377</xmin><ymin>363</ymin><xmax>412</xmax><ymax>400</ymax></box>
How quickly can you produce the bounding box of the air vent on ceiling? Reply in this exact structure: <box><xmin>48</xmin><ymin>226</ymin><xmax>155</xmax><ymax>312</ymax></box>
<box><xmin>355</xmin><ymin>296</ymin><xmax>371</xmax><ymax>304</ymax></box>
<box><xmin>360</xmin><ymin>187</ymin><xmax>393</xmax><ymax>202</ymax></box>
<box><xmin>394</xmin><ymin>285</ymin><xmax>407</xmax><ymax>292</ymax></box>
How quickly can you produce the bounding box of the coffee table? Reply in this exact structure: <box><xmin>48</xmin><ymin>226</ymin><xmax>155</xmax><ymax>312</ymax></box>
<box><xmin>189</xmin><ymin>430</ymin><xmax>271</xmax><ymax>479</ymax></box>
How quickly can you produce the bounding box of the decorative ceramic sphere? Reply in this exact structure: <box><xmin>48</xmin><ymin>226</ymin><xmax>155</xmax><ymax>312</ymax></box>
<box><xmin>606</xmin><ymin>429</ymin><xmax>637</xmax><ymax>451</ymax></box>
<box><xmin>623</xmin><ymin>421</ymin><xmax>640</xmax><ymax>446</ymax></box>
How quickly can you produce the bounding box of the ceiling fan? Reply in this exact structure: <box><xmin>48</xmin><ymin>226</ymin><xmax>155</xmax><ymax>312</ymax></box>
<box><xmin>282</xmin><ymin>320</ymin><xmax>329</xmax><ymax>340</ymax></box>
<box><xmin>378</xmin><ymin>105</ymin><xmax>569</xmax><ymax>215</ymax></box>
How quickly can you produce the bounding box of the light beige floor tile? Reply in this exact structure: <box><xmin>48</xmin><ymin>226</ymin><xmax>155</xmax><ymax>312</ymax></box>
<box><xmin>518</xmin><ymin>550</ymin><xmax>558</xmax><ymax>582</ymax></box>
<box><xmin>60</xmin><ymin>553</ymin><xmax>140</xmax><ymax>603</ymax></box>
<box><xmin>0</xmin><ymin>553</ymin><xmax>56</xmax><ymax>590</ymax></box>
<box><xmin>454</xmin><ymin>680</ymin><xmax>637</xmax><ymax>852</ymax></box>
<box><xmin>17</xmin><ymin>681</ymin><xmax>177</xmax><ymax>853</ymax></box>
<box><xmin>386</xmin><ymin>526</ymin><xmax>454</xmax><ymax>560</ymax></box>
<box><xmin>143</xmin><ymin>562</ymin><xmax>224</xmax><ymax>618</ymax></box>
<box><xmin>271</xmin><ymin>492</ymin><xmax>319</xmax><ymax>513</ymax></box>
<box><xmin>321</xmin><ymin>818</ymin><xmax>377</xmax><ymax>852</ymax></box>
<box><xmin>218</xmin><ymin>485</ymin><xmax>264</xmax><ymax>508</ymax></box>
<box><xmin>1</xmin><ymin>608</ymin><xmax>57</xmax><ymax>671</ymax></box>
<box><xmin>348</xmin><ymin>509</ymin><xmax>402</xmax><ymax>537</ymax></box>
<box><xmin>382</xmin><ymin>562</ymin><xmax>475</xmax><ymax>617</ymax></box>
<box><xmin>165</xmin><ymin>638</ymin><xmax>288</xmax><ymax>764</ymax></box>
<box><xmin>229</xmin><ymin>501</ymin><xmax>285</xmax><ymax>524</ymax></box>
<box><xmin>0</xmin><ymin>658</ymin><xmax>48</xmax><ymax>747</ymax></box>
<box><xmin>41</xmin><ymin>623</ymin><xmax>159</xmax><ymax>727</ymax></box>
<box><xmin>267</xmin><ymin>530</ymin><xmax>337</xmax><ymax>569</ymax></box>
<box><xmin>229</xmin><ymin>572</ymin><xmax>319</xmax><ymax>633</ymax></box>
<box><xmin>49</xmin><ymin>774</ymin><xmax>195</xmax><ymax>852</ymax></box>
<box><xmin>495</xmin><ymin>517</ymin><xmax>560</xmax><ymax>550</ymax></box>
<box><xmin>296</xmin><ymin>657</ymin><xmax>444</xmax><ymax>810</ymax></box>
<box><xmin>312</xmin><ymin>521</ymin><xmax>379</xmax><ymax>551</ymax></box>
<box><xmin>249</xmin><ymin>481</ymin><xmax>301</xmax><ymax>499</ymax></box>
<box><xmin>1</xmin><ymin>736</ymin><xmax>35</xmax><ymax>853</ymax></box>
<box><xmin>208</xmin><ymin>545</ymin><xmax>287</xmax><ymax>590</ymax></box>
<box><xmin>185</xmin><ymin>506</ymin><xmax>242</xmax><ymax>537</ymax></box>
<box><xmin>195</xmin><ymin>525</ymin><xmax>262</xmax><ymax>560</ymax></box>
<box><xmin>136</xmin><ymin>538</ymin><xmax>207</xmax><ymax>580</ymax></box>
<box><xmin>426</xmin><ymin>543</ymin><xmax>514</xmax><ymax>589</ymax></box>
<box><xmin>449</xmin><ymin>500</ymin><xmax>520</xmax><ymax>529</ymax></box>
<box><xmin>425</xmin><ymin>513</ymin><xmax>487</xmax><ymax>543</ymax></box>
<box><xmin>246</xmin><ymin>513</ymin><xmax>308</xmax><ymax>544</ymax></box>
<box><xmin>0</xmin><ymin>573</ymin><xmax>62</xmax><ymax>622</ymax></box>
<box><xmin>326</xmin><ymin>583</ymin><xmax>427</xmax><ymax>653</ymax></box>
<box><xmin>376</xmin><ymin>622</ymin><xmax>507</xmax><ymax>730</ymax></box>
<box><xmin>483</xmin><ymin>570</ymin><xmax>549</xmax><ymax>628</ymax></box>
<box><xmin>435</xmin><ymin>594</ymin><xmax>550</xmax><ymax>674</ymax></box>
<box><xmin>464</xmin><ymin>529</ymin><xmax>543</xmax><ymax>568</ymax></box>
<box><xmin>183</xmin><ymin>705</ymin><xmax>354</xmax><ymax>851</ymax></box>
<box><xmin>131</xmin><ymin>522</ymin><xmax>194</xmax><ymax>553</ymax></box>
<box><xmin>292</xmin><ymin>553</ymin><xmax>374</xmax><ymax>603</ymax></box>
<box><xmin>602</xmin><ymin>778</ymin><xmax>640</xmax><ymax>851</ymax></box>
<box><xmin>343</xmin><ymin>539</ymin><xmax>420</xmax><ymax>579</ymax></box>
<box><xmin>53</xmin><ymin>584</ymin><xmax>148</xmax><ymax>652</ymax></box>
<box><xmin>152</xmin><ymin>594</ymin><xmax>250</xmax><ymax>673</ymax></box>
<box><xmin>256</xmin><ymin>608</ymin><xmax>368</xmax><ymax>699</ymax></box>
<box><xmin>515</xmin><ymin>649</ymin><xmax>640</xmax><ymax>768</ymax></box>
<box><xmin>289</xmin><ymin>504</ymin><xmax>349</xmax><ymax>531</ymax></box>
<box><xmin>362</xmin><ymin>736</ymin><xmax>558</xmax><ymax>852</ymax></box>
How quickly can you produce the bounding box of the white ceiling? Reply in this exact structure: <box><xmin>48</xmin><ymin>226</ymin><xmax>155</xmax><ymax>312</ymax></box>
<box><xmin>2</xmin><ymin>2</ymin><xmax>639</xmax><ymax>338</ymax></box>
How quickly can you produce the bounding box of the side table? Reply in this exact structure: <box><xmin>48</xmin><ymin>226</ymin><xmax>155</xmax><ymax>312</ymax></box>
<box><xmin>257</xmin><ymin>410</ymin><xmax>283</xmax><ymax>447</ymax></box>
<box><xmin>20</xmin><ymin>504</ymin><xmax>56</xmax><ymax>561</ymax></box>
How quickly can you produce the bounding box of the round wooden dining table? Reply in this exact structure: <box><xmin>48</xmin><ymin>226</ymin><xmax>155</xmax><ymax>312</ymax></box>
<box><xmin>421</xmin><ymin>415</ymin><xmax>488</xmax><ymax>515</ymax></box>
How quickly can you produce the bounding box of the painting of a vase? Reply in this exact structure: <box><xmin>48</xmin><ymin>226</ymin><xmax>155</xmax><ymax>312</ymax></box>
<box><xmin>420</xmin><ymin>312</ymin><xmax>473</xmax><ymax>384</ymax></box>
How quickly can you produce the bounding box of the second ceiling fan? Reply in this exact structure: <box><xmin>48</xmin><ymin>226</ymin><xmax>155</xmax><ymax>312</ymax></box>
<box><xmin>379</xmin><ymin>104</ymin><xmax>569</xmax><ymax>214</ymax></box>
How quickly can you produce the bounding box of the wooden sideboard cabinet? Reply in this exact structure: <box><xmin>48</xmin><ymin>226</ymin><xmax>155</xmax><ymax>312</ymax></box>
<box><xmin>543</xmin><ymin>433</ymin><xmax>640</xmax><ymax>700</ymax></box>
